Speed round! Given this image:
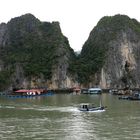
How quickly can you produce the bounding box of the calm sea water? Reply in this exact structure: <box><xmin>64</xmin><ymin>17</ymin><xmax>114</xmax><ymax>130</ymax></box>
<box><xmin>0</xmin><ymin>93</ymin><xmax>140</xmax><ymax>140</ymax></box>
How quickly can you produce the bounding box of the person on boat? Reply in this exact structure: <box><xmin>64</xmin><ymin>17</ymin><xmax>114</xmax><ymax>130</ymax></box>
<box><xmin>85</xmin><ymin>105</ymin><xmax>89</xmax><ymax>111</ymax></box>
<box><xmin>101</xmin><ymin>106</ymin><xmax>104</xmax><ymax>110</ymax></box>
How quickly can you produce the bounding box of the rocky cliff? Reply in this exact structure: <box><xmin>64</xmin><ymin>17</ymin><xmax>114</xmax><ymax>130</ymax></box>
<box><xmin>79</xmin><ymin>14</ymin><xmax>140</xmax><ymax>89</ymax></box>
<box><xmin>1</xmin><ymin>14</ymin><xmax>140</xmax><ymax>90</ymax></box>
<box><xmin>0</xmin><ymin>14</ymin><xmax>76</xmax><ymax>90</ymax></box>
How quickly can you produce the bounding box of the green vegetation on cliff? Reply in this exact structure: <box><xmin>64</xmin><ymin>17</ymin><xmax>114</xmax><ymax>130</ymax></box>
<box><xmin>70</xmin><ymin>14</ymin><xmax>140</xmax><ymax>84</ymax></box>
<box><xmin>1</xmin><ymin>14</ymin><xmax>140</xmax><ymax>89</ymax></box>
<box><xmin>0</xmin><ymin>14</ymin><xmax>75</xmax><ymax>89</ymax></box>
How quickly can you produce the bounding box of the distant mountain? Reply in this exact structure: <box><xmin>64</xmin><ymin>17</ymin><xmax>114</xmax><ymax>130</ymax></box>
<box><xmin>0</xmin><ymin>14</ymin><xmax>76</xmax><ymax>90</ymax></box>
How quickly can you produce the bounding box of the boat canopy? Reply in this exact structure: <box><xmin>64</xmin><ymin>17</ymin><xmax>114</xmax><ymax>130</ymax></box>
<box><xmin>88</xmin><ymin>88</ymin><xmax>101</xmax><ymax>91</ymax></box>
<box><xmin>15</xmin><ymin>89</ymin><xmax>45</xmax><ymax>93</ymax></box>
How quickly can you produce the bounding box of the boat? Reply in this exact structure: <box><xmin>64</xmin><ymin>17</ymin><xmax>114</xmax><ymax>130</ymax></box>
<box><xmin>81</xmin><ymin>88</ymin><xmax>89</xmax><ymax>94</ymax></box>
<box><xmin>118</xmin><ymin>92</ymin><xmax>140</xmax><ymax>100</ymax></box>
<box><xmin>129</xmin><ymin>92</ymin><xmax>140</xmax><ymax>100</ymax></box>
<box><xmin>118</xmin><ymin>96</ymin><xmax>130</xmax><ymax>100</ymax></box>
<box><xmin>78</xmin><ymin>103</ymin><xmax>105</xmax><ymax>111</ymax></box>
<box><xmin>5</xmin><ymin>88</ymin><xmax>54</xmax><ymax>98</ymax></box>
<box><xmin>88</xmin><ymin>87</ymin><xmax>102</xmax><ymax>94</ymax></box>
<box><xmin>78</xmin><ymin>95</ymin><xmax>106</xmax><ymax>112</ymax></box>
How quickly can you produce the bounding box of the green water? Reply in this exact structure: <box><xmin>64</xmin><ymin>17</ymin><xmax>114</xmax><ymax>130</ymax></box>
<box><xmin>0</xmin><ymin>94</ymin><xmax>140</xmax><ymax>140</ymax></box>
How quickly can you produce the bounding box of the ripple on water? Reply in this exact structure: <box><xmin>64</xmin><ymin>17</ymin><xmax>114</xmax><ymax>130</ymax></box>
<box><xmin>1</xmin><ymin>94</ymin><xmax>140</xmax><ymax>140</ymax></box>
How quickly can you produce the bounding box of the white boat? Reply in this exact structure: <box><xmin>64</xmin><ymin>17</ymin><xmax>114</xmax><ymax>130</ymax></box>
<box><xmin>78</xmin><ymin>94</ymin><xmax>106</xmax><ymax>112</ymax></box>
<box><xmin>88</xmin><ymin>88</ymin><xmax>102</xmax><ymax>94</ymax></box>
<box><xmin>78</xmin><ymin>103</ymin><xmax>105</xmax><ymax>111</ymax></box>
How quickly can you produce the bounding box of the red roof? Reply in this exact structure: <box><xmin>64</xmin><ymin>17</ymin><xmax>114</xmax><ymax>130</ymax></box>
<box><xmin>15</xmin><ymin>89</ymin><xmax>44</xmax><ymax>93</ymax></box>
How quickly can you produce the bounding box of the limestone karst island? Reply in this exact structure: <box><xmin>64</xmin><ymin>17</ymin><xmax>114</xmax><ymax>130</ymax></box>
<box><xmin>1</xmin><ymin>13</ymin><xmax>140</xmax><ymax>140</ymax></box>
<box><xmin>0</xmin><ymin>13</ymin><xmax>140</xmax><ymax>92</ymax></box>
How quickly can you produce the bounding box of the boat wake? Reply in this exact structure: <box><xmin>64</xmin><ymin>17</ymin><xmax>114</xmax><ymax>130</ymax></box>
<box><xmin>0</xmin><ymin>105</ymin><xmax>79</xmax><ymax>112</ymax></box>
<box><xmin>0</xmin><ymin>105</ymin><xmax>105</xmax><ymax>113</ymax></box>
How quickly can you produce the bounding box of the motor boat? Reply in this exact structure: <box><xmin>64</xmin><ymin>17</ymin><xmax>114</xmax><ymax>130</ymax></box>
<box><xmin>78</xmin><ymin>103</ymin><xmax>106</xmax><ymax>112</ymax></box>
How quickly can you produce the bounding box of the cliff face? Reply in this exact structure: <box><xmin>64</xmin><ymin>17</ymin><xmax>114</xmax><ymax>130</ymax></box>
<box><xmin>0</xmin><ymin>14</ymin><xmax>76</xmax><ymax>90</ymax></box>
<box><xmin>79</xmin><ymin>15</ymin><xmax>140</xmax><ymax>89</ymax></box>
<box><xmin>1</xmin><ymin>14</ymin><xmax>140</xmax><ymax>90</ymax></box>
<box><xmin>100</xmin><ymin>30</ymin><xmax>140</xmax><ymax>88</ymax></box>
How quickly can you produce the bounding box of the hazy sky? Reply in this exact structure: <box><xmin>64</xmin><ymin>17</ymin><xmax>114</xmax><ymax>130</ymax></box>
<box><xmin>0</xmin><ymin>0</ymin><xmax>140</xmax><ymax>51</ymax></box>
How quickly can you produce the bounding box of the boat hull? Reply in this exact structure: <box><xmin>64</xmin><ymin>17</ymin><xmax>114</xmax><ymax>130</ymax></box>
<box><xmin>78</xmin><ymin>106</ymin><xmax>105</xmax><ymax>112</ymax></box>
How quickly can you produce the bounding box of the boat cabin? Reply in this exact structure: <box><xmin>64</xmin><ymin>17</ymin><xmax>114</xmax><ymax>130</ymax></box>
<box><xmin>79</xmin><ymin>103</ymin><xmax>94</xmax><ymax>111</ymax></box>
<box><xmin>88</xmin><ymin>88</ymin><xmax>102</xmax><ymax>94</ymax></box>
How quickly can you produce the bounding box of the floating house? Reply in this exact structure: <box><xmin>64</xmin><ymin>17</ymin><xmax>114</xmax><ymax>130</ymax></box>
<box><xmin>14</xmin><ymin>89</ymin><xmax>47</xmax><ymax>96</ymax></box>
